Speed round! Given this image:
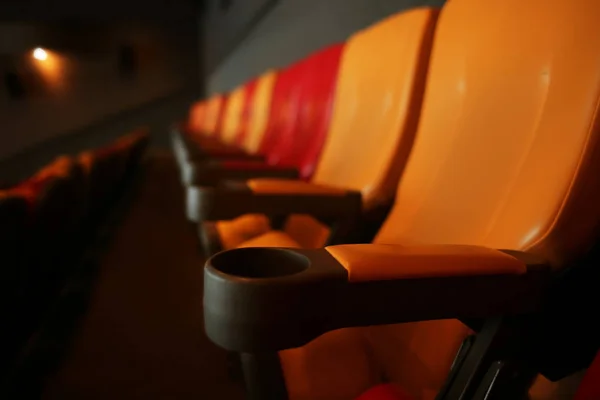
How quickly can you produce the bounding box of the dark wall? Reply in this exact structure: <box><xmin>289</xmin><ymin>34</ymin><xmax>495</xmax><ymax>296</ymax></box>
<box><xmin>202</xmin><ymin>0</ymin><xmax>278</xmax><ymax>76</ymax></box>
<box><xmin>204</xmin><ymin>0</ymin><xmax>446</xmax><ymax>93</ymax></box>
<box><xmin>0</xmin><ymin>0</ymin><xmax>200</xmax><ymax>161</ymax></box>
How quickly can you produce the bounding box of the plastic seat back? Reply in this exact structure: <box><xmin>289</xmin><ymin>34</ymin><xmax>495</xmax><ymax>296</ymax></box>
<box><xmin>220</xmin><ymin>83</ymin><xmax>247</xmax><ymax>145</ymax></box>
<box><xmin>201</xmin><ymin>94</ymin><xmax>226</xmax><ymax>137</ymax></box>
<box><xmin>241</xmin><ymin>70</ymin><xmax>278</xmax><ymax>154</ymax></box>
<box><xmin>366</xmin><ymin>0</ymin><xmax>600</xmax><ymax>396</ymax></box>
<box><xmin>234</xmin><ymin>78</ymin><xmax>259</xmax><ymax>148</ymax></box>
<box><xmin>257</xmin><ymin>61</ymin><xmax>305</xmax><ymax>161</ymax></box>
<box><xmin>188</xmin><ymin>101</ymin><xmax>206</xmax><ymax>134</ymax></box>
<box><xmin>212</xmin><ymin>93</ymin><xmax>230</xmax><ymax>140</ymax></box>
<box><xmin>311</xmin><ymin>8</ymin><xmax>437</xmax><ymax>209</ymax></box>
<box><xmin>273</xmin><ymin>43</ymin><xmax>345</xmax><ymax>179</ymax></box>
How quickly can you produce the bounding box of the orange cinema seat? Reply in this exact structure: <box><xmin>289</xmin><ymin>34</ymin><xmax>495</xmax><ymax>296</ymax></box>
<box><xmin>194</xmin><ymin>7</ymin><xmax>438</xmax><ymax>253</ymax></box>
<box><xmin>202</xmin><ymin>0</ymin><xmax>600</xmax><ymax>399</ymax></box>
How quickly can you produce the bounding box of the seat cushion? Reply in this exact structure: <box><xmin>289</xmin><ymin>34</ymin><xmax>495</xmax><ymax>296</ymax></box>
<box><xmin>216</xmin><ymin>214</ymin><xmax>330</xmax><ymax>251</ymax></box>
<box><xmin>364</xmin><ymin>320</ymin><xmax>470</xmax><ymax>400</ymax></box>
<box><xmin>284</xmin><ymin>214</ymin><xmax>331</xmax><ymax>248</ymax></box>
<box><xmin>215</xmin><ymin>214</ymin><xmax>272</xmax><ymax>250</ymax></box>
<box><xmin>278</xmin><ymin>320</ymin><xmax>467</xmax><ymax>400</ymax></box>
<box><xmin>238</xmin><ymin>230</ymin><xmax>302</xmax><ymax>249</ymax></box>
<box><xmin>211</xmin><ymin>214</ymin><xmax>329</xmax><ymax>250</ymax></box>
<box><xmin>280</xmin><ymin>328</ymin><xmax>381</xmax><ymax>400</ymax></box>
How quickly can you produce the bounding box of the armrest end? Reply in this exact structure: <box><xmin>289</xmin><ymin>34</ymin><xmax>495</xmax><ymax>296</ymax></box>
<box><xmin>203</xmin><ymin>245</ymin><xmax>550</xmax><ymax>352</ymax></box>
<box><xmin>187</xmin><ymin>180</ymin><xmax>362</xmax><ymax>222</ymax></box>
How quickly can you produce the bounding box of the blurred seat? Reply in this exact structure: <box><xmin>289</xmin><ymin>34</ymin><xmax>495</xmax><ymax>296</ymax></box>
<box><xmin>79</xmin><ymin>129</ymin><xmax>148</xmax><ymax>217</ymax></box>
<box><xmin>196</xmin><ymin>8</ymin><xmax>436</xmax><ymax>254</ymax></box>
<box><xmin>188</xmin><ymin>100</ymin><xmax>206</xmax><ymax>134</ymax></box>
<box><xmin>0</xmin><ymin>189</ymin><xmax>30</xmax><ymax>373</ymax></box>
<box><xmin>111</xmin><ymin>128</ymin><xmax>150</xmax><ymax>171</ymax></box>
<box><xmin>178</xmin><ymin>92</ymin><xmax>261</xmax><ymax>162</ymax></box>
<box><xmin>182</xmin><ymin>43</ymin><xmax>345</xmax><ymax>189</ymax></box>
<box><xmin>201</xmin><ymin>0</ymin><xmax>600</xmax><ymax>399</ymax></box>
<box><xmin>220</xmin><ymin>79</ymin><xmax>259</xmax><ymax>149</ymax></box>
<box><xmin>256</xmin><ymin>42</ymin><xmax>345</xmax><ymax>180</ymax></box>
<box><xmin>173</xmin><ymin>77</ymin><xmax>274</xmax><ymax>178</ymax></box>
<box><xmin>5</xmin><ymin>157</ymin><xmax>83</xmax><ymax>340</ymax></box>
<box><xmin>0</xmin><ymin>128</ymin><xmax>149</xmax><ymax>378</ymax></box>
<box><xmin>176</xmin><ymin>80</ymin><xmax>269</xmax><ymax>183</ymax></box>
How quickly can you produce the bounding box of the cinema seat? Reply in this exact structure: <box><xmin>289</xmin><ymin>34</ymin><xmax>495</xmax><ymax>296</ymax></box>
<box><xmin>78</xmin><ymin>150</ymin><xmax>118</xmax><ymax>215</ymax></box>
<box><xmin>220</xmin><ymin>79</ymin><xmax>258</xmax><ymax>148</ymax></box>
<box><xmin>201</xmin><ymin>93</ymin><xmax>226</xmax><ymax>138</ymax></box>
<box><xmin>177</xmin><ymin>93</ymin><xmax>246</xmax><ymax>160</ymax></box>
<box><xmin>0</xmin><ymin>130</ymin><xmax>149</xmax><ymax>375</ymax></box>
<box><xmin>174</xmin><ymin>73</ymin><xmax>276</xmax><ymax>182</ymax></box>
<box><xmin>175</xmin><ymin>94</ymin><xmax>222</xmax><ymax>156</ymax></box>
<box><xmin>4</xmin><ymin>157</ymin><xmax>85</xmax><ymax>329</ymax></box>
<box><xmin>254</xmin><ymin>42</ymin><xmax>344</xmax><ymax>181</ymax></box>
<box><xmin>0</xmin><ymin>163</ymin><xmax>78</xmax><ymax>365</ymax></box>
<box><xmin>78</xmin><ymin>130</ymin><xmax>148</xmax><ymax>217</ymax></box>
<box><xmin>178</xmin><ymin>78</ymin><xmax>276</xmax><ymax>185</ymax></box>
<box><xmin>188</xmin><ymin>100</ymin><xmax>206</xmax><ymax>134</ymax></box>
<box><xmin>236</xmin><ymin>70</ymin><xmax>277</xmax><ymax>159</ymax></box>
<box><xmin>0</xmin><ymin>191</ymin><xmax>29</xmax><ymax>305</ymax></box>
<box><xmin>111</xmin><ymin>128</ymin><xmax>150</xmax><ymax>171</ymax></box>
<box><xmin>192</xmin><ymin>7</ymin><xmax>437</xmax><ymax>254</ymax></box>
<box><xmin>180</xmin><ymin>87</ymin><xmax>272</xmax><ymax>163</ymax></box>
<box><xmin>183</xmin><ymin>43</ymin><xmax>344</xmax><ymax>188</ymax></box>
<box><xmin>0</xmin><ymin>190</ymin><xmax>30</xmax><ymax>366</ymax></box>
<box><xmin>201</xmin><ymin>0</ymin><xmax>600</xmax><ymax>399</ymax></box>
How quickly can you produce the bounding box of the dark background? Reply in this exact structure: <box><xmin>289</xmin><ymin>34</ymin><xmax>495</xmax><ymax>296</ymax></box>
<box><xmin>0</xmin><ymin>0</ymin><xmax>444</xmax><ymax>181</ymax></box>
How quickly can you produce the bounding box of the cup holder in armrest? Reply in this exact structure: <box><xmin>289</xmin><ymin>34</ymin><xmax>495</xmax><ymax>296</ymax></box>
<box><xmin>208</xmin><ymin>248</ymin><xmax>309</xmax><ymax>279</ymax></box>
<box><xmin>203</xmin><ymin>247</ymin><xmax>348</xmax><ymax>352</ymax></box>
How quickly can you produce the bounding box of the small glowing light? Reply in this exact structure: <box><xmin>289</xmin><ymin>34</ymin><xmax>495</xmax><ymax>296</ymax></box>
<box><xmin>33</xmin><ymin>48</ymin><xmax>48</xmax><ymax>61</ymax></box>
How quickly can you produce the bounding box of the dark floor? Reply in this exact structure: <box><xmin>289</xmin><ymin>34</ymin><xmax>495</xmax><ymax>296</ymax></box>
<box><xmin>40</xmin><ymin>153</ymin><xmax>244</xmax><ymax>399</ymax></box>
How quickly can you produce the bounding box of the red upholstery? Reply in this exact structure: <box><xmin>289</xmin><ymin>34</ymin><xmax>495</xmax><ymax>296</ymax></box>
<box><xmin>235</xmin><ymin>78</ymin><xmax>260</xmax><ymax>148</ymax></box>
<box><xmin>11</xmin><ymin>176</ymin><xmax>52</xmax><ymax>210</ymax></box>
<box><xmin>213</xmin><ymin>94</ymin><xmax>230</xmax><ymax>140</ymax></box>
<box><xmin>355</xmin><ymin>384</ymin><xmax>413</xmax><ymax>400</ymax></box>
<box><xmin>278</xmin><ymin>43</ymin><xmax>345</xmax><ymax>179</ymax></box>
<box><xmin>11</xmin><ymin>157</ymin><xmax>73</xmax><ymax>210</ymax></box>
<box><xmin>181</xmin><ymin>44</ymin><xmax>342</xmax><ymax>177</ymax></box>
<box><xmin>258</xmin><ymin>43</ymin><xmax>345</xmax><ymax>179</ymax></box>
<box><xmin>574</xmin><ymin>351</ymin><xmax>600</xmax><ymax>400</ymax></box>
<box><xmin>257</xmin><ymin>60</ymin><xmax>305</xmax><ymax>160</ymax></box>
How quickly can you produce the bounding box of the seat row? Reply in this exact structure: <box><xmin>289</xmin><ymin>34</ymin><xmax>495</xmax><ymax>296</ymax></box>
<box><xmin>174</xmin><ymin>9</ymin><xmax>426</xmax><ymax>255</ymax></box>
<box><xmin>175</xmin><ymin>0</ymin><xmax>600</xmax><ymax>398</ymax></box>
<box><xmin>0</xmin><ymin>129</ymin><xmax>149</xmax><ymax>376</ymax></box>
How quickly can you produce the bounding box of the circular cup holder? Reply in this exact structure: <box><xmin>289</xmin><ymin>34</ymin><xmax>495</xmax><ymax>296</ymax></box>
<box><xmin>209</xmin><ymin>248</ymin><xmax>309</xmax><ymax>279</ymax></box>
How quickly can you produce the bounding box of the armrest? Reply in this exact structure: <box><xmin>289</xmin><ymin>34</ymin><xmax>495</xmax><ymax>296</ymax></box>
<box><xmin>185</xmin><ymin>161</ymin><xmax>299</xmax><ymax>186</ymax></box>
<box><xmin>246</xmin><ymin>178</ymin><xmax>350</xmax><ymax>195</ymax></box>
<box><xmin>186</xmin><ymin>179</ymin><xmax>362</xmax><ymax>222</ymax></box>
<box><xmin>203</xmin><ymin>244</ymin><xmax>550</xmax><ymax>352</ymax></box>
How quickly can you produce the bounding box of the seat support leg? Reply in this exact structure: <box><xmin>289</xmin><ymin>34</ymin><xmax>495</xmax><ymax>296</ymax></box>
<box><xmin>472</xmin><ymin>360</ymin><xmax>536</xmax><ymax>400</ymax></box>
<box><xmin>435</xmin><ymin>316</ymin><xmax>533</xmax><ymax>400</ymax></box>
<box><xmin>240</xmin><ymin>352</ymin><xmax>288</xmax><ymax>400</ymax></box>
